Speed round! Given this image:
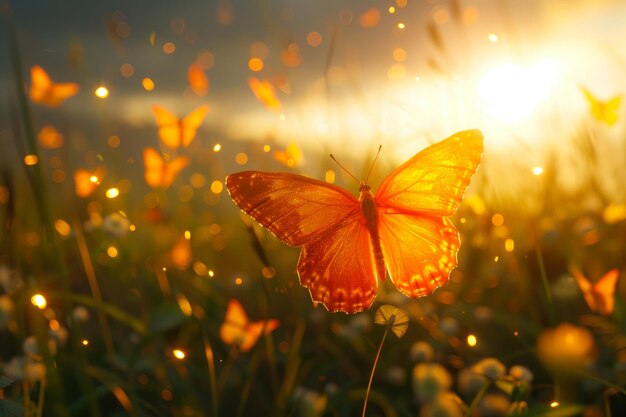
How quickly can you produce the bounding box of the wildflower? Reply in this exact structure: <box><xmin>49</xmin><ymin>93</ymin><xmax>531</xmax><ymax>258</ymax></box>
<box><xmin>457</xmin><ymin>367</ymin><xmax>488</xmax><ymax>398</ymax></box>
<box><xmin>536</xmin><ymin>322</ymin><xmax>597</xmax><ymax>370</ymax></box>
<box><xmin>410</xmin><ymin>341</ymin><xmax>434</xmax><ymax>363</ymax></box>
<box><xmin>439</xmin><ymin>317</ymin><xmax>459</xmax><ymax>336</ymax></box>
<box><xmin>478</xmin><ymin>393</ymin><xmax>511</xmax><ymax>417</ymax></box>
<box><xmin>472</xmin><ymin>357</ymin><xmax>506</xmax><ymax>381</ymax></box>
<box><xmin>103</xmin><ymin>212</ymin><xmax>131</xmax><ymax>238</ymax></box>
<box><xmin>3</xmin><ymin>356</ymin><xmax>46</xmax><ymax>383</ymax></box>
<box><xmin>509</xmin><ymin>365</ymin><xmax>533</xmax><ymax>383</ymax></box>
<box><xmin>412</xmin><ymin>363</ymin><xmax>452</xmax><ymax>403</ymax></box>
<box><xmin>419</xmin><ymin>392</ymin><xmax>464</xmax><ymax>417</ymax></box>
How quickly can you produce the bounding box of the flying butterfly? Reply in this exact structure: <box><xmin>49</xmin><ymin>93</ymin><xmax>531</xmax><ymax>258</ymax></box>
<box><xmin>580</xmin><ymin>86</ymin><xmax>621</xmax><ymax>126</ymax></box>
<box><xmin>226</xmin><ymin>130</ymin><xmax>483</xmax><ymax>313</ymax></box>
<box><xmin>187</xmin><ymin>63</ymin><xmax>210</xmax><ymax>97</ymax></box>
<box><xmin>152</xmin><ymin>104</ymin><xmax>209</xmax><ymax>149</ymax></box>
<box><xmin>247</xmin><ymin>76</ymin><xmax>281</xmax><ymax>112</ymax></box>
<box><xmin>220</xmin><ymin>299</ymin><xmax>280</xmax><ymax>352</ymax></box>
<box><xmin>570</xmin><ymin>265</ymin><xmax>620</xmax><ymax>316</ymax></box>
<box><xmin>143</xmin><ymin>147</ymin><xmax>190</xmax><ymax>189</ymax></box>
<box><xmin>29</xmin><ymin>65</ymin><xmax>79</xmax><ymax>108</ymax></box>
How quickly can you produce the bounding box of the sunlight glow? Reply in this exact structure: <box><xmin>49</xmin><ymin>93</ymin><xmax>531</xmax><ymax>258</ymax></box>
<box><xmin>532</xmin><ymin>166</ymin><xmax>544</xmax><ymax>176</ymax></box>
<box><xmin>172</xmin><ymin>349</ymin><xmax>186</xmax><ymax>359</ymax></box>
<box><xmin>31</xmin><ymin>294</ymin><xmax>47</xmax><ymax>309</ymax></box>
<box><xmin>478</xmin><ymin>60</ymin><xmax>560</xmax><ymax>123</ymax></box>
<box><xmin>95</xmin><ymin>86</ymin><xmax>109</xmax><ymax>98</ymax></box>
<box><xmin>106</xmin><ymin>188</ymin><xmax>120</xmax><ymax>198</ymax></box>
<box><xmin>467</xmin><ymin>334</ymin><xmax>477</xmax><ymax>347</ymax></box>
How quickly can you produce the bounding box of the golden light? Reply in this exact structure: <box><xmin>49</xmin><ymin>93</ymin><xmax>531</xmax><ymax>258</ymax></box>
<box><xmin>31</xmin><ymin>294</ymin><xmax>47</xmax><ymax>309</ymax></box>
<box><xmin>488</xmin><ymin>33</ymin><xmax>499</xmax><ymax>42</ymax></box>
<box><xmin>306</xmin><ymin>32</ymin><xmax>322</xmax><ymax>47</ymax></box>
<box><xmin>505</xmin><ymin>238</ymin><xmax>515</xmax><ymax>252</ymax></box>
<box><xmin>478</xmin><ymin>60</ymin><xmax>560</xmax><ymax>123</ymax></box>
<box><xmin>142</xmin><ymin>77</ymin><xmax>155</xmax><ymax>91</ymax></box>
<box><xmin>392</xmin><ymin>48</ymin><xmax>407</xmax><ymax>62</ymax></box>
<box><xmin>550</xmin><ymin>402</ymin><xmax>559</xmax><ymax>408</ymax></box>
<box><xmin>213</xmin><ymin>143</ymin><xmax>221</xmax><ymax>152</ymax></box>
<box><xmin>106</xmin><ymin>188</ymin><xmax>120</xmax><ymax>199</ymax></box>
<box><xmin>208</xmin><ymin>270</ymin><xmax>215</xmax><ymax>278</ymax></box>
<box><xmin>492</xmin><ymin>213</ymin><xmax>504</xmax><ymax>226</ymax></box>
<box><xmin>325</xmin><ymin>170</ymin><xmax>335</xmax><ymax>184</ymax></box>
<box><xmin>388</xmin><ymin>6</ymin><xmax>396</xmax><ymax>14</ymax></box>
<box><xmin>397</xmin><ymin>22</ymin><xmax>405</xmax><ymax>29</ymax></box>
<box><xmin>172</xmin><ymin>349</ymin><xmax>186</xmax><ymax>359</ymax></box>
<box><xmin>235</xmin><ymin>277</ymin><xmax>243</xmax><ymax>285</ymax></box>
<box><xmin>82</xmin><ymin>339</ymin><xmax>89</xmax><ymax>346</ymax></box>
<box><xmin>235</xmin><ymin>152</ymin><xmax>248</xmax><ymax>165</ymax></box>
<box><xmin>94</xmin><ymin>86</ymin><xmax>109</xmax><ymax>98</ymax></box>
<box><xmin>108</xmin><ymin>135</ymin><xmax>121</xmax><ymax>148</ymax></box>
<box><xmin>467</xmin><ymin>334</ymin><xmax>477</xmax><ymax>347</ymax></box>
<box><xmin>89</xmin><ymin>175</ymin><xmax>99</xmax><ymax>183</ymax></box>
<box><xmin>532</xmin><ymin>166</ymin><xmax>544</xmax><ymax>176</ymax></box>
<box><xmin>54</xmin><ymin>219</ymin><xmax>71</xmax><ymax>236</ymax></box>
<box><xmin>129</xmin><ymin>224</ymin><xmax>136</xmax><ymax>232</ymax></box>
<box><xmin>263</xmin><ymin>144</ymin><xmax>271</xmax><ymax>152</ymax></box>
<box><xmin>49</xmin><ymin>319</ymin><xmax>60</xmax><ymax>331</ymax></box>
<box><xmin>162</xmin><ymin>42</ymin><xmax>176</xmax><ymax>54</ymax></box>
<box><xmin>24</xmin><ymin>155</ymin><xmax>39</xmax><ymax>166</ymax></box>
<box><xmin>248</xmin><ymin>57</ymin><xmax>264</xmax><ymax>72</ymax></box>
<box><xmin>107</xmin><ymin>246</ymin><xmax>119</xmax><ymax>258</ymax></box>
<box><xmin>184</xmin><ymin>230</ymin><xmax>191</xmax><ymax>240</ymax></box>
<box><xmin>210</xmin><ymin>180</ymin><xmax>223</xmax><ymax>194</ymax></box>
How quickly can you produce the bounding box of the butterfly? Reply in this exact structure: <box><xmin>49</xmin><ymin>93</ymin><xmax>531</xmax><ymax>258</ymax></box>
<box><xmin>273</xmin><ymin>143</ymin><xmax>304</xmax><ymax>167</ymax></box>
<box><xmin>187</xmin><ymin>63</ymin><xmax>209</xmax><ymax>97</ymax></box>
<box><xmin>74</xmin><ymin>167</ymin><xmax>105</xmax><ymax>198</ymax></box>
<box><xmin>226</xmin><ymin>130</ymin><xmax>483</xmax><ymax>313</ymax></box>
<box><xmin>143</xmin><ymin>147</ymin><xmax>190</xmax><ymax>189</ymax></box>
<box><xmin>219</xmin><ymin>299</ymin><xmax>280</xmax><ymax>352</ymax></box>
<box><xmin>38</xmin><ymin>125</ymin><xmax>64</xmax><ymax>149</ymax></box>
<box><xmin>152</xmin><ymin>104</ymin><xmax>210</xmax><ymax>149</ymax></box>
<box><xmin>570</xmin><ymin>265</ymin><xmax>620</xmax><ymax>316</ymax></box>
<box><xmin>247</xmin><ymin>76</ymin><xmax>281</xmax><ymax>112</ymax></box>
<box><xmin>29</xmin><ymin>65</ymin><xmax>79</xmax><ymax>108</ymax></box>
<box><xmin>580</xmin><ymin>86</ymin><xmax>621</xmax><ymax>126</ymax></box>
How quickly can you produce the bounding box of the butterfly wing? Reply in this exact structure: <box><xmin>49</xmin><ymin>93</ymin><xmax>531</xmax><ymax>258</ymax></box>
<box><xmin>181</xmin><ymin>105</ymin><xmax>210</xmax><ymax>147</ymax></box>
<box><xmin>48</xmin><ymin>82</ymin><xmax>79</xmax><ymax>107</ymax></box>
<box><xmin>152</xmin><ymin>105</ymin><xmax>182</xmax><ymax>148</ymax></box>
<box><xmin>603</xmin><ymin>96</ymin><xmax>621</xmax><ymax>126</ymax></box>
<box><xmin>187</xmin><ymin>63</ymin><xmax>209</xmax><ymax>97</ymax></box>
<box><xmin>593</xmin><ymin>269</ymin><xmax>619</xmax><ymax>315</ymax></box>
<box><xmin>29</xmin><ymin>65</ymin><xmax>52</xmax><ymax>105</ymax></box>
<box><xmin>143</xmin><ymin>147</ymin><xmax>165</xmax><ymax>188</ymax></box>
<box><xmin>248</xmin><ymin>76</ymin><xmax>281</xmax><ymax>112</ymax></box>
<box><xmin>226</xmin><ymin>171</ymin><xmax>377</xmax><ymax>313</ymax></box>
<box><xmin>376</xmin><ymin>130</ymin><xmax>483</xmax><ymax>216</ymax></box>
<box><xmin>161</xmin><ymin>156</ymin><xmax>190</xmax><ymax>189</ymax></box>
<box><xmin>375</xmin><ymin>130</ymin><xmax>482</xmax><ymax>296</ymax></box>
<box><xmin>220</xmin><ymin>300</ymin><xmax>249</xmax><ymax>348</ymax></box>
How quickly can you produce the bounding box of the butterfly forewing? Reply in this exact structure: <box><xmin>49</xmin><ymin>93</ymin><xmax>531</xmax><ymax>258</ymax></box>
<box><xmin>226</xmin><ymin>171</ymin><xmax>359</xmax><ymax>246</ymax></box>
<box><xmin>375</xmin><ymin>130</ymin><xmax>483</xmax><ymax>216</ymax></box>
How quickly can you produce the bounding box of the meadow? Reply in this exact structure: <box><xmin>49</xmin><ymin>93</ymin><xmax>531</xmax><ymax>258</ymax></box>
<box><xmin>1</xmin><ymin>1</ymin><xmax>625</xmax><ymax>416</ymax></box>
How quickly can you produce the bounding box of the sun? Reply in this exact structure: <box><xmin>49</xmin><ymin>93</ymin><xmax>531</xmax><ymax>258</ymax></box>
<box><xmin>478</xmin><ymin>60</ymin><xmax>560</xmax><ymax>123</ymax></box>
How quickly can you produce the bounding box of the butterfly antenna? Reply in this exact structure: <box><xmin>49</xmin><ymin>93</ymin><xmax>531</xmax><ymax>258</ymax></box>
<box><xmin>364</xmin><ymin>145</ymin><xmax>382</xmax><ymax>185</ymax></box>
<box><xmin>330</xmin><ymin>154</ymin><xmax>361</xmax><ymax>186</ymax></box>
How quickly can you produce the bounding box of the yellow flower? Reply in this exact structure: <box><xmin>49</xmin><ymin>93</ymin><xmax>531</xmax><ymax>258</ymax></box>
<box><xmin>536</xmin><ymin>323</ymin><xmax>597</xmax><ymax>370</ymax></box>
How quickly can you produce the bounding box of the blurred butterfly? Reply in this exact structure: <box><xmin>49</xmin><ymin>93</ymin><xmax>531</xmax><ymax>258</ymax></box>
<box><xmin>219</xmin><ymin>299</ymin><xmax>280</xmax><ymax>352</ymax></box>
<box><xmin>29</xmin><ymin>65</ymin><xmax>79</xmax><ymax>108</ymax></box>
<box><xmin>152</xmin><ymin>104</ymin><xmax>209</xmax><ymax>149</ymax></box>
<box><xmin>226</xmin><ymin>130</ymin><xmax>483</xmax><ymax>313</ymax></box>
<box><xmin>571</xmin><ymin>265</ymin><xmax>620</xmax><ymax>316</ymax></box>
<box><xmin>143</xmin><ymin>147</ymin><xmax>190</xmax><ymax>189</ymax></box>
<box><xmin>187</xmin><ymin>63</ymin><xmax>209</xmax><ymax>97</ymax></box>
<box><xmin>38</xmin><ymin>125</ymin><xmax>64</xmax><ymax>149</ymax></box>
<box><xmin>247</xmin><ymin>76</ymin><xmax>281</xmax><ymax>112</ymax></box>
<box><xmin>74</xmin><ymin>167</ymin><xmax>105</xmax><ymax>198</ymax></box>
<box><xmin>580</xmin><ymin>86</ymin><xmax>621</xmax><ymax>126</ymax></box>
<box><xmin>273</xmin><ymin>143</ymin><xmax>303</xmax><ymax>167</ymax></box>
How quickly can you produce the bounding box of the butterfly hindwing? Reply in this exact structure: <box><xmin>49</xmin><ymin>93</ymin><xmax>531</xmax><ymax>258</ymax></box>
<box><xmin>378</xmin><ymin>214</ymin><xmax>459</xmax><ymax>297</ymax></box>
<box><xmin>29</xmin><ymin>65</ymin><xmax>79</xmax><ymax>107</ymax></box>
<box><xmin>181</xmin><ymin>105</ymin><xmax>210</xmax><ymax>147</ymax></box>
<box><xmin>375</xmin><ymin>130</ymin><xmax>483</xmax><ymax>216</ymax></box>
<box><xmin>298</xmin><ymin>214</ymin><xmax>377</xmax><ymax>313</ymax></box>
<box><xmin>143</xmin><ymin>147</ymin><xmax>189</xmax><ymax>189</ymax></box>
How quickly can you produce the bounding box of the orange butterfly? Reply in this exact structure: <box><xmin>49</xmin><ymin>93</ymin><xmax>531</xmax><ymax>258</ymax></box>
<box><xmin>274</xmin><ymin>143</ymin><xmax>304</xmax><ymax>167</ymax></box>
<box><xmin>38</xmin><ymin>125</ymin><xmax>64</xmax><ymax>149</ymax></box>
<box><xmin>580</xmin><ymin>86</ymin><xmax>621</xmax><ymax>126</ymax></box>
<box><xmin>571</xmin><ymin>265</ymin><xmax>620</xmax><ymax>316</ymax></box>
<box><xmin>247</xmin><ymin>76</ymin><xmax>281</xmax><ymax>112</ymax></box>
<box><xmin>226</xmin><ymin>130</ymin><xmax>483</xmax><ymax>313</ymax></box>
<box><xmin>152</xmin><ymin>104</ymin><xmax>210</xmax><ymax>149</ymax></box>
<box><xmin>74</xmin><ymin>167</ymin><xmax>105</xmax><ymax>198</ymax></box>
<box><xmin>187</xmin><ymin>63</ymin><xmax>209</xmax><ymax>97</ymax></box>
<box><xmin>29</xmin><ymin>65</ymin><xmax>79</xmax><ymax>108</ymax></box>
<box><xmin>220</xmin><ymin>299</ymin><xmax>280</xmax><ymax>352</ymax></box>
<box><xmin>143</xmin><ymin>147</ymin><xmax>190</xmax><ymax>189</ymax></box>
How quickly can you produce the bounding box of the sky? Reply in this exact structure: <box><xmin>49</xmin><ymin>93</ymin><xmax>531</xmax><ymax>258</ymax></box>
<box><xmin>1</xmin><ymin>0</ymin><xmax>626</xmax><ymax>198</ymax></box>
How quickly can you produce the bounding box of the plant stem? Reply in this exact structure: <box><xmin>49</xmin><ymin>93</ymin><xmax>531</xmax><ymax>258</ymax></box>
<box><xmin>202</xmin><ymin>332</ymin><xmax>219</xmax><ymax>417</ymax></box>
<box><xmin>535</xmin><ymin>245</ymin><xmax>556</xmax><ymax>325</ymax></box>
<box><xmin>362</xmin><ymin>326</ymin><xmax>389</xmax><ymax>417</ymax></box>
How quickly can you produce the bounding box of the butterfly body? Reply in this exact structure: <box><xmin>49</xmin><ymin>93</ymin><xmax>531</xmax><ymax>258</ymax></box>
<box><xmin>227</xmin><ymin>130</ymin><xmax>483</xmax><ymax>313</ymax></box>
